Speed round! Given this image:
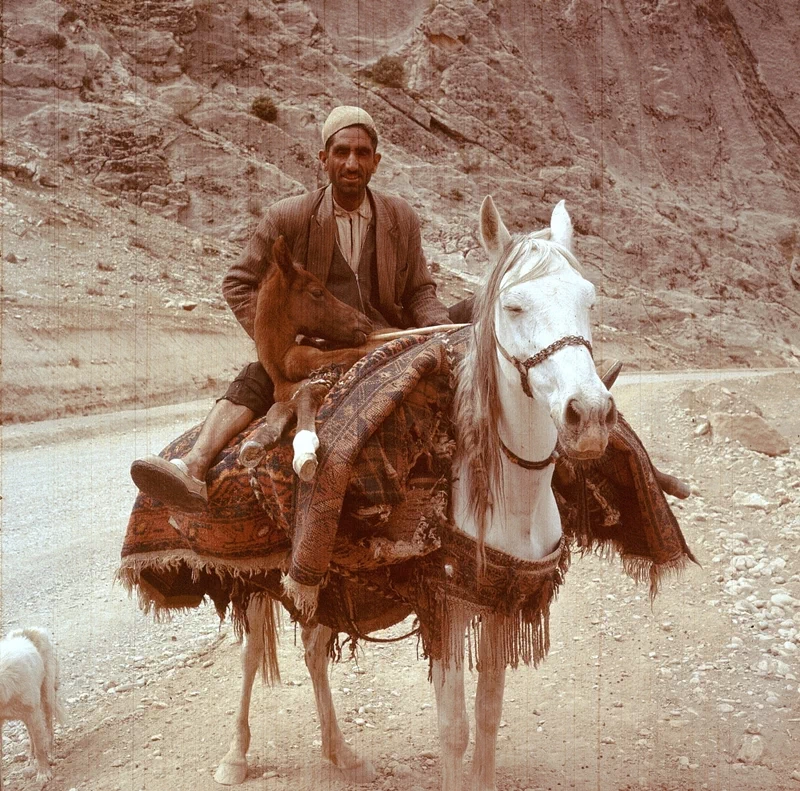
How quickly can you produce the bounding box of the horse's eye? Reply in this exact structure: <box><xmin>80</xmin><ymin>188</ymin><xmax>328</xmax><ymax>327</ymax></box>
<box><xmin>310</xmin><ymin>289</ymin><xmax>324</xmax><ymax>299</ymax></box>
<box><xmin>504</xmin><ymin>304</ymin><xmax>523</xmax><ymax>314</ymax></box>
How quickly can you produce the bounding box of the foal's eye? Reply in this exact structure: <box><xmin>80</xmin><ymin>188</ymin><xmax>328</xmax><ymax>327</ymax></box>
<box><xmin>310</xmin><ymin>288</ymin><xmax>324</xmax><ymax>299</ymax></box>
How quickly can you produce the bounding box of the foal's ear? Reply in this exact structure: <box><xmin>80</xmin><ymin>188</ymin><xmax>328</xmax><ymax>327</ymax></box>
<box><xmin>272</xmin><ymin>236</ymin><xmax>296</xmax><ymax>279</ymax></box>
<box><xmin>550</xmin><ymin>200</ymin><xmax>573</xmax><ymax>251</ymax></box>
<box><xmin>479</xmin><ymin>195</ymin><xmax>512</xmax><ymax>262</ymax></box>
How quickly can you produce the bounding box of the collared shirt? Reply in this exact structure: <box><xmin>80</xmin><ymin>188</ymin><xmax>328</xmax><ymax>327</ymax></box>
<box><xmin>332</xmin><ymin>189</ymin><xmax>372</xmax><ymax>274</ymax></box>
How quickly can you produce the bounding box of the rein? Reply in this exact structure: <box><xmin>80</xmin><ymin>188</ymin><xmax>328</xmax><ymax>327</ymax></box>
<box><xmin>497</xmin><ymin>334</ymin><xmax>592</xmax><ymax>399</ymax></box>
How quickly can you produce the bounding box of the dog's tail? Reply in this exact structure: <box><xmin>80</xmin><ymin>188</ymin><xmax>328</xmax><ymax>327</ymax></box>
<box><xmin>17</xmin><ymin>628</ymin><xmax>68</xmax><ymax>724</ymax></box>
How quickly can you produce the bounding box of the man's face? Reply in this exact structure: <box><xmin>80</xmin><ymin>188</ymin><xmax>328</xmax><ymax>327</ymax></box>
<box><xmin>319</xmin><ymin>126</ymin><xmax>381</xmax><ymax>206</ymax></box>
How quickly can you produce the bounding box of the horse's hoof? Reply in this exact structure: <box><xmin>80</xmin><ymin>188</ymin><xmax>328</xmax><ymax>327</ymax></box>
<box><xmin>214</xmin><ymin>758</ymin><xmax>248</xmax><ymax>785</ymax></box>
<box><xmin>239</xmin><ymin>440</ymin><xmax>265</xmax><ymax>469</ymax></box>
<box><xmin>337</xmin><ymin>760</ymin><xmax>377</xmax><ymax>785</ymax></box>
<box><xmin>295</xmin><ymin>454</ymin><xmax>318</xmax><ymax>481</ymax></box>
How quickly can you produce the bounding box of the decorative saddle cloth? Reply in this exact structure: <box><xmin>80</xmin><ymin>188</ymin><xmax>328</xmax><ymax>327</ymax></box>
<box><xmin>119</xmin><ymin>328</ymin><xmax>696</xmax><ymax>668</ymax></box>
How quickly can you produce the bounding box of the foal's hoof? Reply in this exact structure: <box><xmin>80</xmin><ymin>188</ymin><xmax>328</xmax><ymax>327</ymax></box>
<box><xmin>294</xmin><ymin>453</ymin><xmax>318</xmax><ymax>481</ymax></box>
<box><xmin>239</xmin><ymin>440</ymin><xmax>266</xmax><ymax>469</ymax></box>
<box><xmin>337</xmin><ymin>759</ymin><xmax>377</xmax><ymax>785</ymax></box>
<box><xmin>214</xmin><ymin>758</ymin><xmax>248</xmax><ymax>785</ymax></box>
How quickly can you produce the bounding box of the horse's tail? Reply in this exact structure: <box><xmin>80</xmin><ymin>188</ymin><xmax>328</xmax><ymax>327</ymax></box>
<box><xmin>257</xmin><ymin>597</ymin><xmax>282</xmax><ymax>685</ymax></box>
<box><xmin>236</xmin><ymin>595</ymin><xmax>282</xmax><ymax>686</ymax></box>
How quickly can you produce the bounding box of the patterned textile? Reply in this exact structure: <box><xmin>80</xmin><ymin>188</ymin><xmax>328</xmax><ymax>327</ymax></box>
<box><xmin>554</xmin><ymin>415</ymin><xmax>698</xmax><ymax>596</ymax></box>
<box><xmin>287</xmin><ymin>329</ymin><xmax>459</xmax><ymax>588</ymax></box>
<box><xmin>119</xmin><ymin>330</ymin><xmax>459</xmax><ymax>616</ymax></box>
<box><xmin>119</xmin><ymin>328</ymin><xmax>697</xmax><ymax>668</ymax></box>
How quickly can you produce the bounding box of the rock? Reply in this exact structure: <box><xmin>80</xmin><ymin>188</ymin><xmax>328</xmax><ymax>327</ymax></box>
<box><xmin>424</xmin><ymin>4</ymin><xmax>469</xmax><ymax>45</ymax></box>
<box><xmin>732</xmin><ymin>491</ymin><xmax>772</xmax><ymax>510</ymax></box>
<box><xmin>790</xmin><ymin>256</ymin><xmax>800</xmax><ymax>290</ymax></box>
<box><xmin>736</xmin><ymin>734</ymin><xmax>764</xmax><ymax>764</ymax></box>
<box><xmin>710</xmin><ymin>412</ymin><xmax>790</xmax><ymax>456</ymax></box>
<box><xmin>694</xmin><ymin>421</ymin><xmax>711</xmax><ymax>436</ymax></box>
<box><xmin>771</xmin><ymin>593</ymin><xmax>796</xmax><ymax>609</ymax></box>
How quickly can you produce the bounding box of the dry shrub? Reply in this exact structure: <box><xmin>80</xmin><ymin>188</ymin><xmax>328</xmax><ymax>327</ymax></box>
<box><xmin>251</xmin><ymin>95</ymin><xmax>278</xmax><ymax>123</ymax></box>
<box><xmin>372</xmin><ymin>56</ymin><xmax>405</xmax><ymax>88</ymax></box>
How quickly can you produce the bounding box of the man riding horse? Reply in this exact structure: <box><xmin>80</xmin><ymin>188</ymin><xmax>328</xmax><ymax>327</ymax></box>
<box><xmin>131</xmin><ymin>106</ymin><xmax>472</xmax><ymax>510</ymax></box>
<box><xmin>130</xmin><ymin>105</ymin><xmax>687</xmax><ymax>510</ymax></box>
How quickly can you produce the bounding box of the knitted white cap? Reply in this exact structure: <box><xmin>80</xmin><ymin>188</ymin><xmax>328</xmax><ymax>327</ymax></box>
<box><xmin>321</xmin><ymin>106</ymin><xmax>378</xmax><ymax>148</ymax></box>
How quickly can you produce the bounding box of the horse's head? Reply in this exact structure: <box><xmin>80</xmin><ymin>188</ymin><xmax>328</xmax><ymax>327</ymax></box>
<box><xmin>479</xmin><ymin>197</ymin><xmax>617</xmax><ymax>459</ymax></box>
<box><xmin>268</xmin><ymin>236</ymin><xmax>373</xmax><ymax>345</ymax></box>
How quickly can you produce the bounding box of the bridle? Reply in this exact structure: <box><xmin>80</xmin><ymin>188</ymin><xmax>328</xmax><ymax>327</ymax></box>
<box><xmin>495</xmin><ymin>333</ymin><xmax>593</xmax><ymax>470</ymax></box>
<box><xmin>497</xmin><ymin>334</ymin><xmax>593</xmax><ymax>399</ymax></box>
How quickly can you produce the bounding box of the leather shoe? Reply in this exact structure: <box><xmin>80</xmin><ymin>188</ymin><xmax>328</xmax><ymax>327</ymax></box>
<box><xmin>130</xmin><ymin>455</ymin><xmax>208</xmax><ymax>512</ymax></box>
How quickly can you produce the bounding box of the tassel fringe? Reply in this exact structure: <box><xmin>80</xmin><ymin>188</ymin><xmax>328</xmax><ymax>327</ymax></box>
<box><xmin>281</xmin><ymin>574</ymin><xmax>320</xmax><ymax>619</ymax></box>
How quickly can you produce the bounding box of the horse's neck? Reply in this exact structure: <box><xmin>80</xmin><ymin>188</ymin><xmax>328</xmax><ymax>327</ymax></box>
<box><xmin>451</xmin><ymin>381</ymin><xmax>562</xmax><ymax>561</ymax></box>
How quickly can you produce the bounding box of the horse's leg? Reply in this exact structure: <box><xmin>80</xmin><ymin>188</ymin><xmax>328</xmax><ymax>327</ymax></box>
<box><xmin>471</xmin><ymin>619</ymin><xmax>507</xmax><ymax>791</ymax></box>
<box><xmin>239</xmin><ymin>401</ymin><xmax>297</xmax><ymax>468</ymax></box>
<box><xmin>302</xmin><ymin>624</ymin><xmax>376</xmax><ymax>782</ymax></box>
<box><xmin>291</xmin><ymin>382</ymin><xmax>331</xmax><ymax>481</ymax></box>
<box><xmin>214</xmin><ymin>599</ymin><xmax>269</xmax><ymax>785</ymax></box>
<box><xmin>432</xmin><ymin>617</ymin><xmax>469</xmax><ymax>791</ymax></box>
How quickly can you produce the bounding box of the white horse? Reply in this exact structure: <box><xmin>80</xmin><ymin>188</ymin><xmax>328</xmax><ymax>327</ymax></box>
<box><xmin>215</xmin><ymin>197</ymin><xmax>616</xmax><ymax>790</ymax></box>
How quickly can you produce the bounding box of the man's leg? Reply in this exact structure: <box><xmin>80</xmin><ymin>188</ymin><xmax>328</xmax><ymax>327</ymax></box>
<box><xmin>130</xmin><ymin>363</ymin><xmax>274</xmax><ymax>511</ymax></box>
<box><xmin>180</xmin><ymin>399</ymin><xmax>254</xmax><ymax>482</ymax></box>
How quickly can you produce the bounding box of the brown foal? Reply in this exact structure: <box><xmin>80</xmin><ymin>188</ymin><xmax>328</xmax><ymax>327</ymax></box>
<box><xmin>240</xmin><ymin>236</ymin><xmax>387</xmax><ymax>479</ymax></box>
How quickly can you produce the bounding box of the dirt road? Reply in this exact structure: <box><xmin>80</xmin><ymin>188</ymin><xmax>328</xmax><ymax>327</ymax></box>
<box><xmin>1</xmin><ymin>370</ymin><xmax>799</xmax><ymax>791</ymax></box>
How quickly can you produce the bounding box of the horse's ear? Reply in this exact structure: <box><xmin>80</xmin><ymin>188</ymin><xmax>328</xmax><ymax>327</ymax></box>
<box><xmin>550</xmin><ymin>200</ymin><xmax>573</xmax><ymax>251</ymax></box>
<box><xmin>479</xmin><ymin>195</ymin><xmax>512</xmax><ymax>262</ymax></box>
<box><xmin>272</xmin><ymin>236</ymin><xmax>296</xmax><ymax>279</ymax></box>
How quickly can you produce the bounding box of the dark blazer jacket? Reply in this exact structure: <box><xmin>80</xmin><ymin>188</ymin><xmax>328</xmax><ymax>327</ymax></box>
<box><xmin>222</xmin><ymin>185</ymin><xmax>450</xmax><ymax>339</ymax></box>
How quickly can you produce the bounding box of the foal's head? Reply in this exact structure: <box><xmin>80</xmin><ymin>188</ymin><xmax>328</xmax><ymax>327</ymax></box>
<box><xmin>265</xmin><ymin>236</ymin><xmax>373</xmax><ymax>345</ymax></box>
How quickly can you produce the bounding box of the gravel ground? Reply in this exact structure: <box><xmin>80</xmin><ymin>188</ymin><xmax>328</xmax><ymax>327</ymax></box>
<box><xmin>2</xmin><ymin>370</ymin><xmax>799</xmax><ymax>791</ymax></box>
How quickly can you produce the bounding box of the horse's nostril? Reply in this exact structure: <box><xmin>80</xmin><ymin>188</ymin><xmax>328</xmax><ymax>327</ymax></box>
<box><xmin>565</xmin><ymin>398</ymin><xmax>582</xmax><ymax>427</ymax></box>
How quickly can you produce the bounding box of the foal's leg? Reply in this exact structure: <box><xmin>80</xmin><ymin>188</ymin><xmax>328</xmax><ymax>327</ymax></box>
<box><xmin>432</xmin><ymin>617</ymin><xmax>469</xmax><ymax>791</ymax></box>
<box><xmin>471</xmin><ymin>619</ymin><xmax>507</xmax><ymax>791</ymax></box>
<box><xmin>302</xmin><ymin>624</ymin><xmax>376</xmax><ymax>782</ymax></box>
<box><xmin>291</xmin><ymin>382</ymin><xmax>330</xmax><ymax>481</ymax></box>
<box><xmin>215</xmin><ymin>600</ymin><xmax>269</xmax><ymax>785</ymax></box>
<box><xmin>239</xmin><ymin>401</ymin><xmax>297</xmax><ymax>468</ymax></box>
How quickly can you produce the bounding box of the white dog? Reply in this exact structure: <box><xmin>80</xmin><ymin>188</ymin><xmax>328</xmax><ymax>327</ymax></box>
<box><xmin>0</xmin><ymin>628</ymin><xmax>65</xmax><ymax>787</ymax></box>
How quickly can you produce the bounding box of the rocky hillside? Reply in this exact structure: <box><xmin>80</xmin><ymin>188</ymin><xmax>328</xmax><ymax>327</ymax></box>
<box><xmin>3</xmin><ymin>0</ymin><xmax>800</xmax><ymax>396</ymax></box>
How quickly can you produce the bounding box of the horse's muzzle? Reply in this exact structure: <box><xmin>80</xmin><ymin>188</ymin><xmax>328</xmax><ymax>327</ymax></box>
<box><xmin>558</xmin><ymin>392</ymin><xmax>617</xmax><ymax>459</ymax></box>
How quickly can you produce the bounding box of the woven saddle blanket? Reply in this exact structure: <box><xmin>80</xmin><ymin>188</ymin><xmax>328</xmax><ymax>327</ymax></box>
<box><xmin>119</xmin><ymin>327</ymin><xmax>696</xmax><ymax>620</ymax></box>
<box><xmin>119</xmin><ymin>330</ymin><xmax>460</xmax><ymax>614</ymax></box>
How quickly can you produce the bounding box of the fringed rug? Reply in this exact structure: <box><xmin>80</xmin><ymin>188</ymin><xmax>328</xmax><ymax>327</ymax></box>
<box><xmin>119</xmin><ymin>327</ymin><xmax>697</xmax><ymax>669</ymax></box>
